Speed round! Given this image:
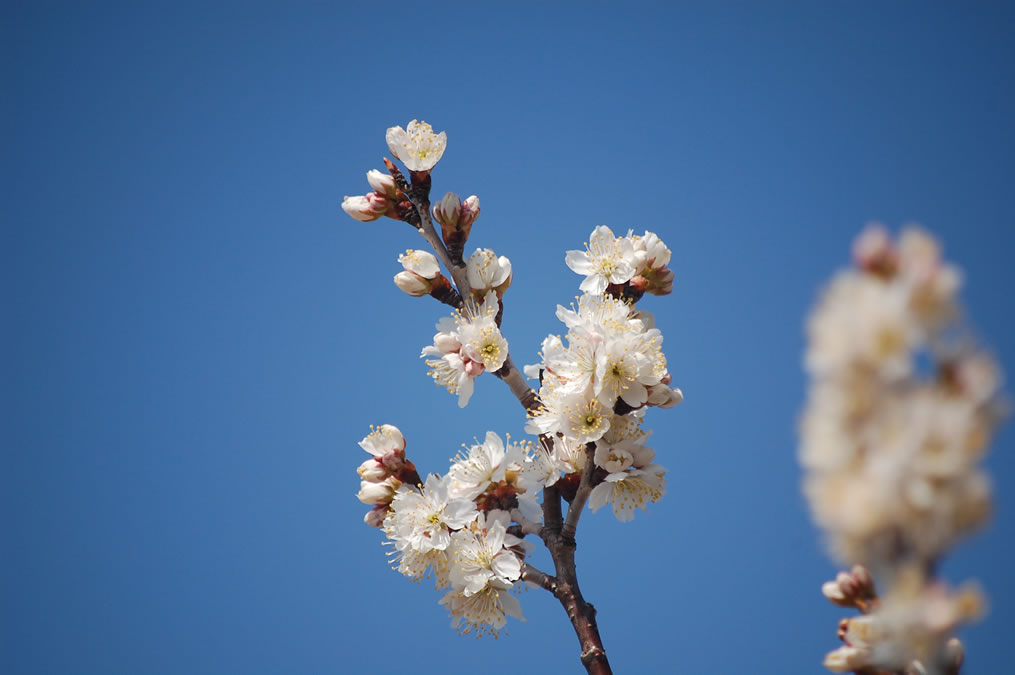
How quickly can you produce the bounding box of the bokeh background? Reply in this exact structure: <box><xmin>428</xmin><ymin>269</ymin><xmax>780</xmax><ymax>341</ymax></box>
<box><xmin>5</xmin><ymin>2</ymin><xmax>1014</xmax><ymax>673</ymax></box>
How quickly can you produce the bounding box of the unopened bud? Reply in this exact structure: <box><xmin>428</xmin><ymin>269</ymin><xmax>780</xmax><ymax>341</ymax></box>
<box><xmin>822</xmin><ymin>580</ymin><xmax>847</xmax><ymax>604</ymax></box>
<box><xmin>342</xmin><ymin>193</ymin><xmax>388</xmax><ymax>222</ymax></box>
<box><xmin>394</xmin><ymin>270</ymin><xmax>432</xmax><ymax>296</ymax></box>
<box><xmin>853</xmin><ymin>224</ymin><xmax>897</xmax><ymax>277</ymax></box>
<box><xmin>463</xmin><ymin>358</ymin><xmax>484</xmax><ymax>377</ymax></box>
<box><xmin>647</xmin><ymin>385</ymin><xmax>683</xmax><ymax>408</ymax></box>
<box><xmin>357</xmin><ymin>458</ymin><xmax>388</xmax><ymax>482</ymax></box>
<box><xmin>460</xmin><ymin>195</ymin><xmax>480</xmax><ymax>229</ymax></box>
<box><xmin>434</xmin><ymin>192</ymin><xmax>476</xmax><ymax>264</ymax></box>
<box><xmin>944</xmin><ymin>638</ymin><xmax>964</xmax><ymax>670</ymax></box>
<box><xmin>643</xmin><ymin>267</ymin><xmax>674</xmax><ymax>296</ymax></box>
<box><xmin>363</xmin><ymin>505</ymin><xmax>388</xmax><ymax>528</ymax></box>
<box><xmin>433</xmin><ymin>192</ymin><xmax>462</xmax><ymax>229</ymax></box>
<box><xmin>432</xmin><ymin>332</ymin><xmax>461</xmax><ymax>354</ymax></box>
<box><xmin>357</xmin><ymin>477</ymin><xmax>401</xmax><ymax>506</ymax></box>
<box><xmin>366</xmin><ymin>169</ymin><xmax>399</xmax><ymax>199</ymax></box>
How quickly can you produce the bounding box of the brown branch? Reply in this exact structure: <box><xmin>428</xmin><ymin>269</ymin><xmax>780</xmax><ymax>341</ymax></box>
<box><xmin>393</xmin><ymin>159</ymin><xmax>605</xmax><ymax>671</ymax></box>
<box><xmin>494</xmin><ymin>356</ymin><xmax>540</xmax><ymax>412</ymax></box>
<box><xmin>562</xmin><ymin>444</ymin><xmax>596</xmax><ymax>543</ymax></box>
<box><xmin>521</xmin><ymin>562</ymin><xmax>557</xmax><ymax>593</ymax></box>
<box><xmin>538</xmin><ymin>483</ymin><xmax>611</xmax><ymax>673</ymax></box>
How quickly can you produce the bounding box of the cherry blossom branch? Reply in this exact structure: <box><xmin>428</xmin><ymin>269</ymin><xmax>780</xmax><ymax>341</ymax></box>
<box><xmin>521</xmin><ymin>562</ymin><xmax>557</xmax><ymax>593</ymax></box>
<box><xmin>537</xmin><ymin>483</ymin><xmax>612</xmax><ymax>674</ymax></box>
<box><xmin>562</xmin><ymin>444</ymin><xmax>597</xmax><ymax>543</ymax></box>
<box><xmin>544</xmin><ymin>518</ymin><xmax>611</xmax><ymax>674</ymax></box>
<box><xmin>385</xmin><ymin>159</ymin><xmax>473</xmax><ymax>301</ymax></box>
<box><xmin>495</xmin><ymin>357</ymin><xmax>540</xmax><ymax>411</ymax></box>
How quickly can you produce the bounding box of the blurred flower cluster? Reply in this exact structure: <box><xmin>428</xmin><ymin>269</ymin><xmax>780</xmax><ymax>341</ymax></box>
<box><xmin>801</xmin><ymin>225</ymin><xmax>1005</xmax><ymax>674</ymax></box>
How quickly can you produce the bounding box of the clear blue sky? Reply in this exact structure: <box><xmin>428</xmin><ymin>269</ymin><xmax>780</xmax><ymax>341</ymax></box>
<box><xmin>5</xmin><ymin>2</ymin><xmax>1014</xmax><ymax>673</ymax></box>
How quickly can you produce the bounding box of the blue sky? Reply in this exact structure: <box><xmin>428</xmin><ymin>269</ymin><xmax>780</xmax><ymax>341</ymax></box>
<box><xmin>5</xmin><ymin>2</ymin><xmax>1014</xmax><ymax>673</ymax></box>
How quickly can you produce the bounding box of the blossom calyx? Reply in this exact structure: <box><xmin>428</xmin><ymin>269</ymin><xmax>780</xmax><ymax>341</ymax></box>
<box><xmin>434</xmin><ymin>192</ymin><xmax>480</xmax><ymax>264</ymax></box>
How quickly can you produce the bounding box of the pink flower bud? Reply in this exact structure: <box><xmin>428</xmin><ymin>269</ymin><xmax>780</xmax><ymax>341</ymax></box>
<box><xmin>357</xmin><ymin>458</ymin><xmax>388</xmax><ymax>482</ymax></box>
<box><xmin>463</xmin><ymin>358</ymin><xmax>485</xmax><ymax>377</ymax></box>
<box><xmin>433</xmin><ymin>332</ymin><xmax>461</xmax><ymax>354</ymax></box>
<box><xmin>459</xmin><ymin>195</ymin><xmax>480</xmax><ymax>229</ymax></box>
<box><xmin>363</xmin><ymin>505</ymin><xmax>388</xmax><ymax>528</ymax></box>
<box><xmin>357</xmin><ymin>477</ymin><xmax>400</xmax><ymax>506</ymax></box>
<box><xmin>341</xmin><ymin>194</ymin><xmax>388</xmax><ymax>222</ymax></box>
<box><xmin>366</xmin><ymin>169</ymin><xmax>398</xmax><ymax>198</ymax></box>
<box><xmin>433</xmin><ymin>192</ymin><xmax>461</xmax><ymax>229</ymax></box>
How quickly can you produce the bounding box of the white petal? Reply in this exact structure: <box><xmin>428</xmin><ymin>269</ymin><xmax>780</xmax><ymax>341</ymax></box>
<box><xmin>565</xmin><ymin>250</ymin><xmax>595</xmax><ymax>274</ymax></box>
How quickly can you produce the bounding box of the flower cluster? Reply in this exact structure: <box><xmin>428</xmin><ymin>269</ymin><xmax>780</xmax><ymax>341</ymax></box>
<box><xmin>422</xmin><ymin>290</ymin><xmax>508</xmax><ymax>407</ymax></box>
<box><xmin>523</xmin><ymin>226</ymin><xmax>682</xmax><ymax>521</ymax></box>
<box><xmin>801</xmin><ymin>225</ymin><xmax>1005</xmax><ymax>674</ymax></box>
<box><xmin>374</xmin><ymin>429</ymin><xmax>536</xmax><ymax>635</ymax></box>
<box><xmin>821</xmin><ymin>565</ymin><xmax>981</xmax><ymax>675</ymax></box>
<box><xmin>355</xmin><ymin>425</ymin><xmax>421</xmax><ymax>528</ymax></box>
<box><xmin>565</xmin><ymin>225</ymin><xmax>674</xmax><ymax>297</ymax></box>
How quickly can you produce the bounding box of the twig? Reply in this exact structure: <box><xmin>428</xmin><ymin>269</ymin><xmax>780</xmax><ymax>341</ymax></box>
<box><xmin>562</xmin><ymin>445</ymin><xmax>597</xmax><ymax>543</ymax></box>
<box><xmin>521</xmin><ymin>562</ymin><xmax>557</xmax><ymax>593</ymax></box>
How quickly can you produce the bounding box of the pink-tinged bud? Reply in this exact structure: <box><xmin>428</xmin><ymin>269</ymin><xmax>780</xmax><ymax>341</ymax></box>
<box><xmin>394</xmin><ymin>270</ymin><xmax>432</xmax><ymax>297</ymax></box>
<box><xmin>463</xmin><ymin>358</ymin><xmax>484</xmax><ymax>377</ymax></box>
<box><xmin>357</xmin><ymin>458</ymin><xmax>388</xmax><ymax>482</ymax></box>
<box><xmin>363</xmin><ymin>505</ymin><xmax>388</xmax><ymax>528</ymax></box>
<box><xmin>822</xmin><ymin>580</ymin><xmax>847</xmax><ymax>604</ymax></box>
<box><xmin>853</xmin><ymin>223</ymin><xmax>897</xmax><ymax>277</ymax></box>
<box><xmin>342</xmin><ymin>194</ymin><xmax>388</xmax><ymax>222</ymax></box>
<box><xmin>945</xmin><ymin>638</ymin><xmax>964</xmax><ymax>669</ymax></box>
<box><xmin>366</xmin><ymin>169</ymin><xmax>398</xmax><ymax>199</ymax></box>
<box><xmin>643</xmin><ymin>267</ymin><xmax>674</xmax><ymax>296</ymax></box>
<box><xmin>357</xmin><ymin>477</ymin><xmax>401</xmax><ymax>505</ymax></box>
<box><xmin>658</xmin><ymin>386</ymin><xmax>683</xmax><ymax>408</ymax></box>
<box><xmin>459</xmin><ymin>195</ymin><xmax>480</xmax><ymax>229</ymax></box>
<box><xmin>433</xmin><ymin>332</ymin><xmax>461</xmax><ymax>354</ymax></box>
<box><xmin>433</xmin><ymin>192</ymin><xmax>462</xmax><ymax>229</ymax></box>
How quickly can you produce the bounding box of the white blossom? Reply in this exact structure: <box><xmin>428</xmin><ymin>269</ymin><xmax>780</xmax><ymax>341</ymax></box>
<box><xmin>588</xmin><ymin>466</ymin><xmax>666</xmax><ymax>522</ymax></box>
<box><xmin>565</xmin><ymin>225</ymin><xmax>638</xmax><ymax>294</ymax></box>
<box><xmin>385</xmin><ymin>474</ymin><xmax>478</xmax><ymax>553</ymax></box>
<box><xmin>386</xmin><ymin>119</ymin><xmax>447</xmax><ymax>172</ymax></box>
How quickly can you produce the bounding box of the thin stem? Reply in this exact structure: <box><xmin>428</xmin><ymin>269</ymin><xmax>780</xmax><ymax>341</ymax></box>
<box><xmin>495</xmin><ymin>356</ymin><xmax>540</xmax><ymax>411</ymax></box>
<box><xmin>562</xmin><ymin>445</ymin><xmax>597</xmax><ymax>542</ymax></box>
<box><xmin>520</xmin><ymin>562</ymin><xmax>557</xmax><ymax>593</ymax></box>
